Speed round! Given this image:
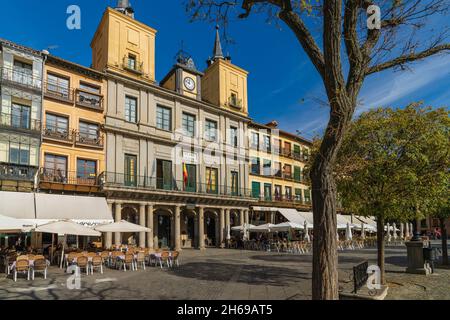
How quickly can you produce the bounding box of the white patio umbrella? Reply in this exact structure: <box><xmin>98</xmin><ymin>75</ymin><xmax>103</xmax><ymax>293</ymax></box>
<box><xmin>386</xmin><ymin>223</ymin><xmax>392</xmax><ymax>242</ymax></box>
<box><xmin>405</xmin><ymin>222</ymin><xmax>410</xmax><ymax>238</ymax></box>
<box><xmin>35</xmin><ymin>220</ymin><xmax>101</xmax><ymax>268</ymax></box>
<box><xmin>226</xmin><ymin>224</ymin><xmax>231</xmax><ymax>240</ymax></box>
<box><xmin>400</xmin><ymin>223</ymin><xmax>404</xmax><ymax>239</ymax></box>
<box><xmin>95</xmin><ymin>220</ymin><xmax>150</xmax><ymax>233</ymax></box>
<box><xmin>345</xmin><ymin>222</ymin><xmax>353</xmax><ymax>241</ymax></box>
<box><xmin>0</xmin><ymin>215</ymin><xmax>36</xmax><ymax>233</ymax></box>
<box><xmin>231</xmin><ymin>224</ymin><xmax>256</xmax><ymax>231</ymax></box>
<box><xmin>271</xmin><ymin>222</ymin><xmax>303</xmax><ymax>232</ymax></box>
<box><xmin>304</xmin><ymin>220</ymin><xmax>311</xmax><ymax>242</ymax></box>
<box><xmin>249</xmin><ymin>223</ymin><xmax>276</xmax><ymax>233</ymax></box>
<box><xmin>409</xmin><ymin>223</ymin><xmax>414</xmax><ymax>236</ymax></box>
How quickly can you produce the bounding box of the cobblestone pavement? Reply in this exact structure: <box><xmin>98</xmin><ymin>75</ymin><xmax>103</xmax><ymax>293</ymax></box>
<box><xmin>0</xmin><ymin>246</ymin><xmax>448</xmax><ymax>300</ymax></box>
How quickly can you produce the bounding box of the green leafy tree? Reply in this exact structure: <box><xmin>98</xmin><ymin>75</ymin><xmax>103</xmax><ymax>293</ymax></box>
<box><xmin>185</xmin><ymin>0</ymin><xmax>450</xmax><ymax>299</ymax></box>
<box><xmin>429</xmin><ymin>179</ymin><xmax>450</xmax><ymax>265</ymax></box>
<box><xmin>335</xmin><ymin>104</ymin><xmax>450</xmax><ymax>283</ymax></box>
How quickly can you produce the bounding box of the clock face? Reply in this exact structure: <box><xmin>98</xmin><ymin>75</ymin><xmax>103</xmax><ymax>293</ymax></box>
<box><xmin>184</xmin><ymin>77</ymin><xmax>196</xmax><ymax>91</ymax></box>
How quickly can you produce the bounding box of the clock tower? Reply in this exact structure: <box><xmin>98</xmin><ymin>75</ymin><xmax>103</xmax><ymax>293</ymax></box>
<box><xmin>160</xmin><ymin>49</ymin><xmax>203</xmax><ymax>101</ymax></box>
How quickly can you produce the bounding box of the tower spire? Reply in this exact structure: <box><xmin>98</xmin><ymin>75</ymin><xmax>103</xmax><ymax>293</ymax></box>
<box><xmin>212</xmin><ymin>25</ymin><xmax>224</xmax><ymax>61</ymax></box>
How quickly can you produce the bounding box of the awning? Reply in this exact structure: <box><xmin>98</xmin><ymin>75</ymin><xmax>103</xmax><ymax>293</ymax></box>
<box><xmin>0</xmin><ymin>191</ymin><xmax>36</xmax><ymax>219</ymax></box>
<box><xmin>35</xmin><ymin>194</ymin><xmax>113</xmax><ymax>226</ymax></box>
<box><xmin>0</xmin><ymin>214</ymin><xmax>36</xmax><ymax>233</ymax></box>
<box><xmin>271</xmin><ymin>222</ymin><xmax>304</xmax><ymax>232</ymax></box>
<box><xmin>252</xmin><ymin>207</ymin><xmax>279</xmax><ymax>212</ymax></box>
<box><xmin>277</xmin><ymin>208</ymin><xmax>314</xmax><ymax>228</ymax></box>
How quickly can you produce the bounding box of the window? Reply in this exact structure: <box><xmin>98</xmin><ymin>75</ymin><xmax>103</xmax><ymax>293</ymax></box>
<box><xmin>182</xmin><ymin>113</ymin><xmax>196</xmax><ymax>137</ymax></box>
<box><xmin>184</xmin><ymin>164</ymin><xmax>197</xmax><ymax>192</ymax></box>
<box><xmin>264</xmin><ymin>183</ymin><xmax>272</xmax><ymax>201</ymax></box>
<box><xmin>125</xmin><ymin>96</ymin><xmax>137</xmax><ymax>123</ymax></box>
<box><xmin>204</xmin><ymin>119</ymin><xmax>217</xmax><ymax>141</ymax></box>
<box><xmin>128</xmin><ymin>54</ymin><xmax>137</xmax><ymax>70</ymax></box>
<box><xmin>263</xmin><ymin>159</ymin><xmax>271</xmax><ymax>176</ymax></box>
<box><xmin>46</xmin><ymin>113</ymin><xmax>69</xmax><ymax>133</ymax></box>
<box><xmin>156</xmin><ymin>106</ymin><xmax>172</xmax><ymax>131</ymax></box>
<box><xmin>274</xmin><ymin>185</ymin><xmax>282</xmax><ymax>201</ymax></box>
<box><xmin>284</xmin><ymin>142</ymin><xmax>292</xmax><ymax>156</ymax></box>
<box><xmin>44</xmin><ymin>154</ymin><xmax>68</xmax><ymax>183</ymax></box>
<box><xmin>77</xmin><ymin>159</ymin><xmax>97</xmax><ymax>180</ymax></box>
<box><xmin>157</xmin><ymin>159</ymin><xmax>173</xmax><ymax>190</ymax></box>
<box><xmin>13</xmin><ymin>60</ymin><xmax>32</xmax><ymax>85</ymax></box>
<box><xmin>206</xmin><ymin>167</ymin><xmax>218</xmax><ymax>194</ymax></box>
<box><xmin>250</xmin><ymin>157</ymin><xmax>260</xmax><ymax>175</ymax></box>
<box><xmin>294</xmin><ymin>166</ymin><xmax>302</xmax><ymax>182</ymax></box>
<box><xmin>125</xmin><ymin>154</ymin><xmax>138</xmax><ymax>187</ymax></box>
<box><xmin>10</xmin><ymin>144</ymin><xmax>30</xmax><ymax>166</ymax></box>
<box><xmin>295</xmin><ymin>188</ymin><xmax>303</xmax><ymax>202</ymax></box>
<box><xmin>263</xmin><ymin>135</ymin><xmax>271</xmax><ymax>152</ymax></box>
<box><xmin>304</xmin><ymin>189</ymin><xmax>311</xmax><ymax>203</ymax></box>
<box><xmin>285</xmin><ymin>187</ymin><xmax>292</xmax><ymax>200</ymax></box>
<box><xmin>47</xmin><ymin>73</ymin><xmax>70</xmax><ymax>98</ymax></box>
<box><xmin>78</xmin><ymin>82</ymin><xmax>101</xmax><ymax>108</ymax></box>
<box><xmin>251</xmin><ymin>132</ymin><xmax>259</xmax><ymax>150</ymax></box>
<box><xmin>303</xmin><ymin>148</ymin><xmax>310</xmax><ymax>161</ymax></box>
<box><xmin>284</xmin><ymin>164</ymin><xmax>292</xmax><ymax>179</ymax></box>
<box><xmin>293</xmin><ymin>145</ymin><xmax>301</xmax><ymax>157</ymax></box>
<box><xmin>231</xmin><ymin>171</ymin><xmax>239</xmax><ymax>196</ymax></box>
<box><xmin>79</xmin><ymin>121</ymin><xmax>100</xmax><ymax>141</ymax></box>
<box><xmin>252</xmin><ymin>182</ymin><xmax>261</xmax><ymax>199</ymax></box>
<box><xmin>11</xmin><ymin>103</ymin><xmax>31</xmax><ymax>130</ymax></box>
<box><xmin>79</xmin><ymin>82</ymin><xmax>100</xmax><ymax>94</ymax></box>
<box><xmin>230</xmin><ymin>126</ymin><xmax>238</xmax><ymax>147</ymax></box>
<box><xmin>274</xmin><ymin>162</ymin><xmax>282</xmax><ymax>177</ymax></box>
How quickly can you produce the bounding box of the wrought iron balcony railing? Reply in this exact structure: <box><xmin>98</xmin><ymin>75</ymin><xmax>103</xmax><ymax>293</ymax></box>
<box><xmin>39</xmin><ymin>168</ymin><xmax>100</xmax><ymax>186</ymax></box>
<box><xmin>252</xmin><ymin>193</ymin><xmax>312</xmax><ymax>205</ymax></box>
<box><xmin>99</xmin><ymin>172</ymin><xmax>253</xmax><ymax>198</ymax></box>
<box><xmin>228</xmin><ymin>96</ymin><xmax>242</xmax><ymax>109</ymax></box>
<box><xmin>42</xmin><ymin>127</ymin><xmax>73</xmax><ymax>142</ymax></box>
<box><xmin>0</xmin><ymin>67</ymin><xmax>42</xmax><ymax>91</ymax></box>
<box><xmin>0</xmin><ymin>113</ymin><xmax>41</xmax><ymax>133</ymax></box>
<box><xmin>44</xmin><ymin>82</ymin><xmax>74</xmax><ymax>103</ymax></box>
<box><xmin>74</xmin><ymin>132</ymin><xmax>104</xmax><ymax>148</ymax></box>
<box><xmin>123</xmin><ymin>56</ymin><xmax>144</xmax><ymax>75</ymax></box>
<box><xmin>75</xmin><ymin>89</ymin><xmax>104</xmax><ymax>111</ymax></box>
<box><xmin>0</xmin><ymin>163</ymin><xmax>38</xmax><ymax>182</ymax></box>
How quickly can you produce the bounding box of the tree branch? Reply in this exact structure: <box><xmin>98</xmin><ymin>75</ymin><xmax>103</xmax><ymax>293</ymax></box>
<box><xmin>366</xmin><ymin>43</ymin><xmax>450</xmax><ymax>75</ymax></box>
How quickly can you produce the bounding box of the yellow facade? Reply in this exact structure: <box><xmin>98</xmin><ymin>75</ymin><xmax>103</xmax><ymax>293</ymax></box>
<box><xmin>248</xmin><ymin>122</ymin><xmax>311</xmax><ymax>208</ymax></box>
<box><xmin>202</xmin><ymin>59</ymin><xmax>249</xmax><ymax>117</ymax></box>
<box><xmin>91</xmin><ymin>7</ymin><xmax>157</xmax><ymax>82</ymax></box>
<box><xmin>40</xmin><ymin>57</ymin><xmax>106</xmax><ymax>191</ymax></box>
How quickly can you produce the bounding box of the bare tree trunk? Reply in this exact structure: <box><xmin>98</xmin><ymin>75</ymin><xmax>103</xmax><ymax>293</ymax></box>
<box><xmin>376</xmin><ymin>216</ymin><xmax>386</xmax><ymax>285</ymax></box>
<box><xmin>440</xmin><ymin>218</ymin><xmax>448</xmax><ymax>265</ymax></box>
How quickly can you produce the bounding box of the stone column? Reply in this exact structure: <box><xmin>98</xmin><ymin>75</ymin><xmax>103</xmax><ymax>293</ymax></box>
<box><xmin>114</xmin><ymin>202</ymin><xmax>122</xmax><ymax>246</ymax></box>
<box><xmin>199</xmin><ymin>207</ymin><xmax>205</xmax><ymax>250</ymax></box>
<box><xmin>105</xmin><ymin>202</ymin><xmax>113</xmax><ymax>249</ymax></box>
<box><xmin>244</xmin><ymin>210</ymin><xmax>249</xmax><ymax>225</ymax></box>
<box><xmin>174</xmin><ymin>206</ymin><xmax>181</xmax><ymax>251</ymax></box>
<box><xmin>240</xmin><ymin>209</ymin><xmax>245</xmax><ymax>226</ymax></box>
<box><xmin>215</xmin><ymin>215</ymin><xmax>220</xmax><ymax>248</ymax></box>
<box><xmin>194</xmin><ymin>213</ymin><xmax>199</xmax><ymax>248</ymax></box>
<box><xmin>225</xmin><ymin>209</ymin><xmax>231</xmax><ymax>245</ymax></box>
<box><xmin>147</xmin><ymin>204</ymin><xmax>154</xmax><ymax>249</ymax></box>
<box><xmin>170</xmin><ymin>214</ymin><xmax>175</xmax><ymax>249</ymax></box>
<box><xmin>139</xmin><ymin>203</ymin><xmax>146</xmax><ymax>248</ymax></box>
<box><xmin>219</xmin><ymin>208</ymin><xmax>225</xmax><ymax>248</ymax></box>
<box><xmin>153</xmin><ymin>213</ymin><xmax>159</xmax><ymax>250</ymax></box>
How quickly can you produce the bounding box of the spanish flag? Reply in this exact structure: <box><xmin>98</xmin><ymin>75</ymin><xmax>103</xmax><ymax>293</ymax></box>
<box><xmin>183</xmin><ymin>163</ymin><xmax>188</xmax><ymax>186</ymax></box>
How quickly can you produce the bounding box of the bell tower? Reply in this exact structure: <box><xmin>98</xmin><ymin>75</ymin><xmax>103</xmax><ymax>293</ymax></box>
<box><xmin>91</xmin><ymin>1</ymin><xmax>157</xmax><ymax>82</ymax></box>
<box><xmin>201</xmin><ymin>26</ymin><xmax>249</xmax><ymax>117</ymax></box>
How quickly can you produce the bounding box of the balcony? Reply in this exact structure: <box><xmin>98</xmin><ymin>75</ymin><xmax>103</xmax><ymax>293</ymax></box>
<box><xmin>0</xmin><ymin>163</ymin><xmax>37</xmax><ymax>182</ymax></box>
<box><xmin>75</xmin><ymin>89</ymin><xmax>104</xmax><ymax>111</ymax></box>
<box><xmin>123</xmin><ymin>56</ymin><xmax>144</xmax><ymax>75</ymax></box>
<box><xmin>44</xmin><ymin>82</ymin><xmax>74</xmax><ymax>103</ymax></box>
<box><xmin>253</xmin><ymin>193</ymin><xmax>312</xmax><ymax>207</ymax></box>
<box><xmin>281</xmin><ymin>147</ymin><xmax>292</xmax><ymax>158</ymax></box>
<box><xmin>74</xmin><ymin>132</ymin><xmax>104</xmax><ymax>149</ymax></box>
<box><xmin>99</xmin><ymin>172</ymin><xmax>253</xmax><ymax>199</ymax></box>
<box><xmin>0</xmin><ymin>67</ymin><xmax>42</xmax><ymax>92</ymax></box>
<box><xmin>228</xmin><ymin>96</ymin><xmax>242</xmax><ymax>109</ymax></box>
<box><xmin>39</xmin><ymin>168</ymin><xmax>101</xmax><ymax>193</ymax></box>
<box><xmin>0</xmin><ymin>113</ymin><xmax>41</xmax><ymax>134</ymax></box>
<box><xmin>42</xmin><ymin>127</ymin><xmax>73</xmax><ymax>143</ymax></box>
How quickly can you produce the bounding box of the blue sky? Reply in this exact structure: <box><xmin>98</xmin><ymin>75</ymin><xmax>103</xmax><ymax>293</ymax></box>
<box><xmin>1</xmin><ymin>0</ymin><xmax>448</xmax><ymax>140</ymax></box>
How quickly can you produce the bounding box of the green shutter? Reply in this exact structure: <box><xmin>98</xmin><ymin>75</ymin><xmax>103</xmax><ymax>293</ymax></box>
<box><xmin>295</xmin><ymin>188</ymin><xmax>302</xmax><ymax>201</ymax></box>
<box><xmin>294</xmin><ymin>145</ymin><xmax>301</xmax><ymax>155</ymax></box>
<box><xmin>294</xmin><ymin>166</ymin><xmax>301</xmax><ymax>182</ymax></box>
<box><xmin>163</xmin><ymin>160</ymin><xmax>173</xmax><ymax>190</ymax></box>
<box><xmin>252</xmin><ymin>182</ymin><xmax>261</xmax><ymax>199</ymax></box>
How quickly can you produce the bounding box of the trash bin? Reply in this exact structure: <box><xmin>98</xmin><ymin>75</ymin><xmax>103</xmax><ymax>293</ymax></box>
<box><xmin>423</xmin><ymin>247</ymin><xmax>437</xmax><ymax>273</ymax></box>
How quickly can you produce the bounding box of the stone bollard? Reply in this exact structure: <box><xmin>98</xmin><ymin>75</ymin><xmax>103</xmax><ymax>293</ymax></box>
<box><xmin>405</xmin><ymin>237</ymin><xmax>432</xmax><ymax>275</ymax></box>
